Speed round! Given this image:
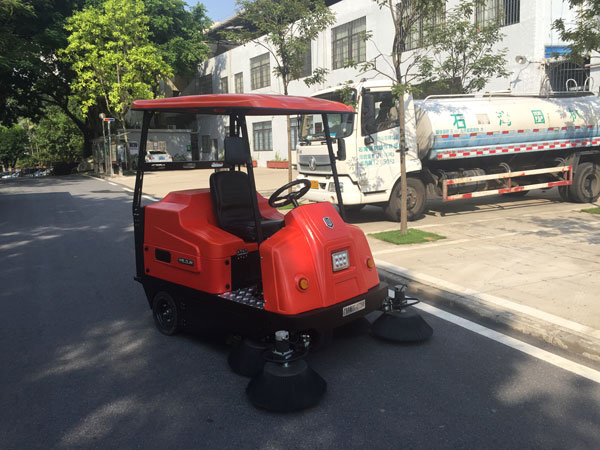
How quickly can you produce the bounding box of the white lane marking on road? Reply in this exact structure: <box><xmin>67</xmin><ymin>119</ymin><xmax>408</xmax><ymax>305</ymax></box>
<box><xmin>143</xmin><ymin>195</ymin><xmax>159</xmax><ymax>202</ymax></box>
<box><xmin>107</xmin><ymin>182</ymin><xmax>117</xmax><ymax>186</ymax></box>
<box><xmin>415</xmin><ymin>302</ymin><xmax>600</xmax><ymax>384</ymax></box>
<box><xmin>122</xmin><ymin>187</ymin><xmax>133</xmax><ymax>193</ymax></box>
<box><xmin>375</xmin><ymin>261</ymin><xmax>600</xmax><ymax>339</ymax></box>
<box><xmin>371</xmin><ymin>230</ymin><xmax>541</xmax><ymax>255</ymax></box>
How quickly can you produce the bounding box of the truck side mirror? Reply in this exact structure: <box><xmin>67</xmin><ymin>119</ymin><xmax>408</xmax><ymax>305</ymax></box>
<box><xmin>364</xmin><ymin>135</ymin><xmax>374</xmax><ymax>146</ymax></box>
<box><xmin>337</xmin><ymin>138</ymin><xmax>346</xmax><ymax>161</ymax></box>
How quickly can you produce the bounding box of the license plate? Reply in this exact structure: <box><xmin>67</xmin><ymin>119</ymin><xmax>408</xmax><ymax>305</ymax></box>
<box><xmin>343</xmin><ymin>299</ymin><xmax>365</xmax><ymax>317</ymax></box>
<box><xmin>310</xmin><ymin>180</ymin><xmax>319</xmax><ymax>189</ymax></box>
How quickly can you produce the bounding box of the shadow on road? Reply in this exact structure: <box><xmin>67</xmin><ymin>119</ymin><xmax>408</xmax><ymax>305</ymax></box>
<box><xmin>1</xmin><ymin>175</ymin><xmax>598</xmax><ymax>450</ymax></box>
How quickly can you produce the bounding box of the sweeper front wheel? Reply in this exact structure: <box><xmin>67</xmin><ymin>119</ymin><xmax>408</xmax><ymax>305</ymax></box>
<box><xmin>152</xmin><ymin>291</ymin><xmax>181</xmax><ymax>336</ymax></box>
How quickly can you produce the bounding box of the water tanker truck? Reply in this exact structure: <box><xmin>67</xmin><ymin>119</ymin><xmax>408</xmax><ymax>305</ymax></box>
<box><xmin>297</xmin><ymin>80</ymin><xmax>600</xmax><ymax>220</ymax></box>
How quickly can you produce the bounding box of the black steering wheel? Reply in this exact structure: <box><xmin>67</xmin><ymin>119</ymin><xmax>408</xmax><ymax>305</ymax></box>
<box><xmin>268</xmin><ymin>179</ymin><xmax>312</xmax><ymax>208</ymax></box>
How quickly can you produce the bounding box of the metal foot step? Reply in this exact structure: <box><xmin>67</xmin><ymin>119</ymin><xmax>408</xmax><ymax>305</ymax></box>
<box><xmin>219</xmin><ymin>286</ymin><xmax>265</xmax><ymax>309</ymax></box>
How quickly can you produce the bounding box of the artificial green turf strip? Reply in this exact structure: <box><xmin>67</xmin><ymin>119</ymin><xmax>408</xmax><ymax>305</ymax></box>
<box><xmin>277</xmin><ymin>203</ymin><xmax>295</xmax><ymax>210</ymax></box>
<box><xmin>369</xmin><ymin>228</ymin><xmax>446</xmax><ymax>245</ymax></box>
<box><xmin>582</xmin><ymin>206</ymin><xmax>600</xmax><ymax>214</ymax></box>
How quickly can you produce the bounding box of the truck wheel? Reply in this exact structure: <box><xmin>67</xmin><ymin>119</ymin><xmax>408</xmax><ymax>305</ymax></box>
<box><xmin>558</xmin><ymin>186</ymin><xmax>573</xmax><ymax>202</ymax></box>
<box><xmin>385</xmin><ymin>177</ymin><xmax>426</xmax><ymax>222</ymax></box>
<box><xmin>343</xmin><ymin>204</ymin><xmax>365</xmax><ymax>214</ymax></box>
<box><xmin>152</xmin><ymin>291</ymin><xmax>181</xmax><ymax>335</ymax></box>
<box><xmin>570</xmin><ymin>162</ymin><xmax>600</xmax><ymax>203</ymax></box>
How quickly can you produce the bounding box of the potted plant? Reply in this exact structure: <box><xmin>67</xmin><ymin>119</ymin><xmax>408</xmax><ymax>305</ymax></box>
<box><xmin>266</xmin><ymin>153</ymin><xmax>289</xmax><ymax>169</ymax></box>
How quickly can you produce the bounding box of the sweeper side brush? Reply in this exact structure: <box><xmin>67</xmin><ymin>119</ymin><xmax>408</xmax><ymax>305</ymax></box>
<box><xmin>371</xmin><ymin>285</ymin><xmax>433</xmax><ymax>343</ymax></box>
<box><xmin>228</xmin><ymin>339</ymin><xmax>268</xmax><ymax>377</ymax></box>
<box><xmin>245</xmin><ymin>331</ymin><xmax>326</xmax><ymax>412</ymax></box>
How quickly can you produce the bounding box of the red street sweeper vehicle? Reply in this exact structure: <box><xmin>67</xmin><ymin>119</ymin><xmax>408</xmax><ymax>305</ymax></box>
<box><xmin>131</xmin><ymin>93</ymin><xmax>432</xmax><ymax>412</ymax></box>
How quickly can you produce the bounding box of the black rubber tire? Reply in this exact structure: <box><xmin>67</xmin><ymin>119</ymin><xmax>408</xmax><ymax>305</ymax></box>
<box><xmin>570</xmin><ymin>162</ymin><xmax>600</xmax><ymax>203</ymax></box>
<box><xmin>343</xmin><ymin>204</ymin><xmax>365</xmax><ymax>214</ymax></box>
<box><xmin>385</xmin><ymin>177</ymin><xmax>426</xmax><ymax>222</ymax></box>
<box><xmin>152</xmin><ymin>291</ymin><xmax>181</xmax><ymax>336</ymax></box>
<box><xmin>558</xmin><ymin>185</ymin><xmax>572</xmax><ymax>202</ymax></box>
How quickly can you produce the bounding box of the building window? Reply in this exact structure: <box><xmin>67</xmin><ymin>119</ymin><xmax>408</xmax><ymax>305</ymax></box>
<box><xmin>198</xmin><ymin>74</ymin><xmax>212</xmax><ymax>94</ymax></box>
<box><xmin>476</xmin><ymin>0</ymin><xmax>520</xmax><ymax>27</ymax></box>
<box><xmin>402</xmin><ymin>1</ymin><xmax>445</xmax><ymax>51</ymax></box>
<box><xmin>220</xmin><ymin>77</ymin><xmax>228</xmax><ymax>93</ymax></box>
<box><xmin>332</xmin><ymin>17</ymin><xmax>366</xmax><ymax>70</ymax></box>
<box><xmin>545</xmin><ymin>60</ymin><xmax>590</xmax><ymax>93</ymax></box>
<box><xmin>235</xmin><ymin>72</ymin><xmax>244</xmax><ymax>93</ymax></box>
<box><xmin>250</xmin><ymin>53</ymin><xmax>271</xmax><ymax>90</ymax></box>
<box><xmin>252</xmin><ymin>121</ymin><xmax>272</xmax><ymax>151</ymax></box>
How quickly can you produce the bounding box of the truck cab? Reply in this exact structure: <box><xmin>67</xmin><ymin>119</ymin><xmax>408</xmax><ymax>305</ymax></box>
<box><xmin>297</xmin><ymin>80</ymin><xmax>422</xmax><ymax>217</ymax></box>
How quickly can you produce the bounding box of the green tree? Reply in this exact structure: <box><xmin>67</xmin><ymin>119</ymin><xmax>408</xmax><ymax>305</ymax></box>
<box><xmin>553</xmin><ymin>0</ymin><xmax>600</xmax><ymax>62</ymax></box>
<box><xmin>225</xmin><ymin>0</ymin><xmax>336</xmax><ymax>184</ymax></box>
<box><xmin>62</xmin><ymin>0</ymin><xmax>173</xmax><ymax>169</ymax></box>
<box><xmin>356</xmin><ymin>0</ymin><xmax>445</xmax><ymax>234</ymax></box>
<box><xmin>0</xmin><ymin>124</ymin><xmax>29</xmax><ymax>170</ymax></box>
<box><xmin>420</xmin><ymin>1</ymin><xmax>509</xmax><ymax>94</ymax></box>
<box><xmin>30</xmin><ymin>106</ymin><xmax>84</xmax><ymax>166</ymax></box>
<box><xmin>145</xmin><ymin>0</ymin><xmax>212</xmax><ymax>78</ymax></box>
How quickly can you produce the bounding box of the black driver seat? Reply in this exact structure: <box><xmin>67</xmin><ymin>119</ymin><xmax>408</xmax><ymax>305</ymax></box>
<box><xmin>210</xmin><ymin>137</ymin><xmax>284</xmax><ymax>242</ymax></box>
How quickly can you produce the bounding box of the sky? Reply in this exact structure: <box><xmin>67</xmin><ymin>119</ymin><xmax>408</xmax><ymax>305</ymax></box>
<box><xmin>196</xmin><ymin>0</ymin><xmax>238</xmax><ymax>23</ymax></box>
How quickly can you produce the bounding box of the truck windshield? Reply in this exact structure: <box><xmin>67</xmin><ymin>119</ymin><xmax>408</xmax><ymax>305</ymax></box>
<box><xmin>300</xmin><ymin>90</ymin><xmax>356</xmax><ymax>141</ymax></box>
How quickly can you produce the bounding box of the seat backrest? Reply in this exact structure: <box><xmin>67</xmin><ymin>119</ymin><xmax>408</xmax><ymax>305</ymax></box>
<box><xmin>210</xmin><ymin>170</ymin><xmax>254</xmax><ymax>232</ymax></box>
<box><xmin>224</xmin><ymin>136</ymin><xmax>251</xmax><ymax>166</ymax></box>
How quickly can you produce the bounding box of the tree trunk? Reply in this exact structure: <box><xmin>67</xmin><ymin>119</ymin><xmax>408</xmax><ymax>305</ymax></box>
<box><xmin>119</xmin><ymin>113</ymin><xmax>131</xmax><ymax>171</ymax></box>
<box><xmin>283</xmin><ymin>79</ymin><xmax>293</xmax><ymax>188</ymax></box>
<box><xmin>286</xmin><ymin>115</ymin><xmax>293</xmax><ymax>186</ymax></box>
<box><xmin>398</xmin><ymin>93</ymin><xmax>408</xmax><ymax>235</ymax></box>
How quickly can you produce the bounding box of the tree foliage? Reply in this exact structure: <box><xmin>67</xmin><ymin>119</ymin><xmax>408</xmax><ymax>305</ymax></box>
<box><xmin>30</xmin><ymin>106</ymin><xmax>84</xmax><ymax>165</ymax></box>
<box><xmin>224</xmin><ymin>0</ymin><xmax>336</xmax><ymax>184</ymax></box>
<box><xmin>553</xmin><ymin>0</ymin><xmax>600</xmax><ymax>62</ymax></box>
<box><xmin>420</xmin><ymin>1</ymin><xmax>509</xmax><ymax>94</ymax></box>
<box><xmin>63</xmin><ymin>0</ymin><xmax>173</xmax><ymax>118</ymax></box>
<box><xmin>145</xmin><ymin>0</ymin><xmax>212</xmax><ymax>77</ymax></box>
<box><xmin>62</xmin><ymin>0</ymin><xmax>174</xmax><ymax>167</ymax></box>
<box><xmin>0</xmin><ymin>124</ymin><xmax>29</xmax><ymax>170</ymax></box>
<box><xmin>0</xmin><ymin>0</ymin><xmax>85</xmax><ymax>125</ymax></box>
<box><xmin>226</xmin><ymin>0</ymin><xmax>336</xmax><ymax>94</ymax></box>
<box><xmin>356</xmin><ymin>0</ymin><xmax>444</xmax><ymax>234</ymax></box>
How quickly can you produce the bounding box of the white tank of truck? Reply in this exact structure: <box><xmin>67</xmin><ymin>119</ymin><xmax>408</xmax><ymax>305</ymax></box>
<box><xmin>297</xmin><ymin>81</ymin><xmax>600</xmax><ymax>220</ymax></box>
<box><xmin>415</xmin><ymin>95</ymin><xmax>600</xmax><ymax>159</ymax></box>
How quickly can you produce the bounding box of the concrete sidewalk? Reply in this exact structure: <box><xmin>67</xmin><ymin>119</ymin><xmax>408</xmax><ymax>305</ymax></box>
<box><xmin>107</xmin><ymin>167</ymin><xmax>295</xmax><ymax>199</ymax></box>
<box><xmin>101</xmin><ymin>169</ymin><xmax>600</xmax><ymax>365</ymax></box>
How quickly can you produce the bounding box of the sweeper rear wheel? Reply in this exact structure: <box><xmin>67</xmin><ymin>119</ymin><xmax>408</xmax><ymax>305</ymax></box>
<box><xmin>152</xmin><ymin>291</ymin><xmax>181</xmax><ymax>336</ymax></box>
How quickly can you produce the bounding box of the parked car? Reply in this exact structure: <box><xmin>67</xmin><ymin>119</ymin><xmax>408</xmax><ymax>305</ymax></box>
<box><xmin>145</xmin><ymin>149</ymin><xmax>173</xmax><ymax>163</ymax></box>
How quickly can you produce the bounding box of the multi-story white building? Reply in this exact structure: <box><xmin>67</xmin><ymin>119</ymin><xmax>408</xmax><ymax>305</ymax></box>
<box><xmin>172</xmin><ymin>0</ymin><xmax>595</xmax><ymax>165</ymax></box>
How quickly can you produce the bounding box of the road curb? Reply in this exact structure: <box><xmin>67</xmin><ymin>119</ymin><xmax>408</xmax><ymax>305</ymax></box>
<box><xmin>376</xmin><ymin>261</ymin><xmax>600</xmax><ymax>366</ymax></box>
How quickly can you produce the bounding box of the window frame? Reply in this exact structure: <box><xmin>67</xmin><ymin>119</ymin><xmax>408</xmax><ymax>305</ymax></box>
<box><xmin>250</xmin><ymin>53</ymin><xmax>271</xmax><ymax>90</ymax></box>
<box><xmin>331</xmin><ymin>17</ymin><xmax>366</xmax><ymax>70</ymax></box>
<box><xmin>220</xmin><ymin>76</ymin><xmax>228</xmax><ymax>94</ymax></box>
<box><xmin>252</xmin><ymin>121</ymin><xmax>273</xmax><ymax>152</ymax></box>
<box><xmin>198</xmin><ymin>74</ymin><xmax>213</xmax><ymax>95</ymax></box>
<box><xmin>234</xmin><ymin>72</ymin><xmax>244</xmax><ymax>93</ymax></box>
<box><xmin>475</xmin><ymin>0</ymin><xmax>520</xmax><ymax>27</ymax></box>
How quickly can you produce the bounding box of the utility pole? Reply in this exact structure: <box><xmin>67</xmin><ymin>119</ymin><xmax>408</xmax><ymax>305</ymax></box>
<box><xmin>101</xmin><ymin>115</ymin><xmax>115</xmax><ymax>176</ymax></box>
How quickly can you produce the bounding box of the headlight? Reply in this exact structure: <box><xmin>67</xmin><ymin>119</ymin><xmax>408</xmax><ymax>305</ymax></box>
<box><xmin>331</xmin><ymin>249</ymin><xmax>349</xmax><ymax>272</ymax></box>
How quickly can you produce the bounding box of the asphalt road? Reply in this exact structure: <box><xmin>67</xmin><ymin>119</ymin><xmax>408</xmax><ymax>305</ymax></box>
<box><xmin>1</xmin><ymin>175</ymin><xmax>599</xmax><ymax>450</ymax></box>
